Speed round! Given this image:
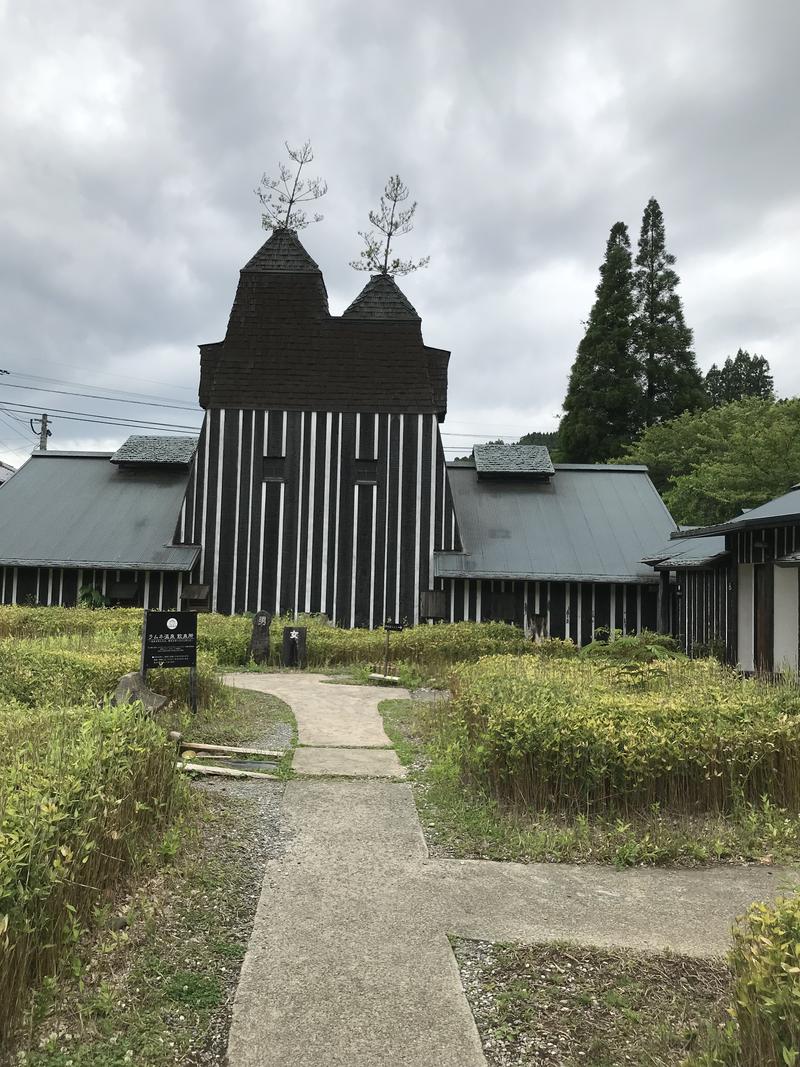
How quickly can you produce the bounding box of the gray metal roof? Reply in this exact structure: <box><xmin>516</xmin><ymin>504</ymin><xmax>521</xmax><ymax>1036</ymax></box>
<box><xmin>0</xmin><ymin>453</ymin><xmax>198</xmax><ymax>571</ymax></box>
<box><xmin>435</xmin><ymin>463</ymin><xmax>675</xmax><ymax>583</ymax></box>
<box><xmin>673</xmin><ymin>486</ymin><xmax>800</xmax><ymax>538</ymax></box>
<box><xmin>473</xmin><ymin>443</ymin><xmax>555</xmax><ymax>477</ymax></box>
<box><xmin>111</xmin><ymin>435</ymin><xmax>198</xmax><ymax>466</ymax></box>
<box><xmin>642</xmin><ymin>534</ymin><xmax>728</xmax><ymax>570</ymax></box>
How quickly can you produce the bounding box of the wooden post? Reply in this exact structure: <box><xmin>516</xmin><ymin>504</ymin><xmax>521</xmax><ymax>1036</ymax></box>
<box><xmin>189</xmin><ymin>666</ymin><xmax>198</xmax><ymax>715</ymax></box>
<box><xmin>140</xmin><ymin>608</ymin><xmax>149</xmax><ymax>685</ymax></box>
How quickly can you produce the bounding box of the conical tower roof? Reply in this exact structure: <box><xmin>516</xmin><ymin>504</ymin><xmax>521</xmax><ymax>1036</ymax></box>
<box><xmin>342</xmin><ymin>274</ymin><xmax>420</xmax><ymax>320</ymax></box>
<box><xmin>242</xmin><ymin>227</ymin><xmax>322</xmax><ymax>273</ymax></box>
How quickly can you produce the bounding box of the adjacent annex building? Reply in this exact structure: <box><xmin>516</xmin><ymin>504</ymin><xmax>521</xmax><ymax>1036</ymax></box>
<box><xmin>647</xmin><ymin>489</ymin><xmax>800</xmax><ymax>673</ymax></box>
<box><xmin>0</xmin><ymin>229</ymin><xmax>676</xmax><ymax>641</ymax></box>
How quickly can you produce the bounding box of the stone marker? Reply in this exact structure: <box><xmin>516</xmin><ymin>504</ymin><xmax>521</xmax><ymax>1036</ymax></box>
<box><xmin>248</xmin><ymin>610</ymin><xmax>272</xmax><ymax>664</ymax></box>
<box><xmin>281</xmin><ymin>626</ymin><xmax>307</xmax><ymax>668</ymax></box>
<box><xmin>112</xmin><ymin>671</ymin><xmax>168</xmax><ymax>713</ymax></box>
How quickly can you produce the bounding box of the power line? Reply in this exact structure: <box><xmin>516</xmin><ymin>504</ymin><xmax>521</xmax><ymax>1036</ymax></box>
<box><xmin>0</xmin><ymin>402</ymin><xmax>201</xmax><ymax>435</ymax></box>
<box><xmin>0</xmin><ymin>379</ymin><xmax>199</xmax><ymax>412</ymax></box>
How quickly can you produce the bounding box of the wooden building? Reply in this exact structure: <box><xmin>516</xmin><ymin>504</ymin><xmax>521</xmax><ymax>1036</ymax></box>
<box><xmin>0</xmin><ymin>227</ymin><xmax>677</xmax><ymax>635</ymax></box>
<box><xmin>648</xmin><ymin>488</ymin><xmax>800</xmax><ymax>673</ymax></box>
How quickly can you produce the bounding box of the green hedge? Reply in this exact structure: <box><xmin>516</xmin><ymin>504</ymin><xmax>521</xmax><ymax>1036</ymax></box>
<box><xmin>0</xmin><ymin>700</ymin><xmax>180</xmax><ymax>1043</ymax></box>
<box><xmin>447</xmin><ymin>655</ymin><xmax>800</xmax><ymax>814</ymax></box>
<box><xmin>689</xmin><ymin>891</ymin><xmax>800</xmax><ymax>1065</ymax></box>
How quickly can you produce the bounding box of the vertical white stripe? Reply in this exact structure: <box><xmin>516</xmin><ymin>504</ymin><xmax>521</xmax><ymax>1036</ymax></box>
<box><xmin>320</xmin><ymin>412</ymin><xmax>332</xmax><ymax>614</ymax></box>
<box><xmin>177</xmin><ymin>572</ymin><xmax>183</xmax><ymax>609</ymax></box>
<box><xmin>144</xmin><ymin>571</ymin><xmax>150</xmax><ymax>610</ymax></box>
<box><xmin>47</xmin><ymin>568</ymin><xmax>53</xmax><ymax>606</ymax></box>
<box><xmin>244</xmin><ymin>413</ymin><xmax>257</xmax><ymax>612</ymax></box>
<box><xmin>101</xmin><ymin>570</ymin><xmax>107</xmax><ymax>597</ymax></box>
<box><xmin>350</xmin><ymin>484</ymin><xmax>359</xmax><ymax>628</ymax></box>
<box><xmin>58</xmin><ymin>569</ymin><xmax>64</xmax><ymax>606</ymax></box>
<box><xmin>275</xmin><ymin>482</ymin><xmax>285</xmax><ymax>615</ymax></box>
<box><xmin>622</xmin><ymin>587</ymin><xmax>628</xmax><ymax>634</ymax></box>
<box><xmin>545</xmin><ymin>582</ymin><xmax>551</xmax><ymax>636</ymax></box>
<box><xmin>191</xmin><ymin>438</ymin><xmax>199</xmax><ymax>539</ymax></box>
<box><xmin>382</xmin><ymin>415</ymin><xmax>391</xmax><ymax>625</ymax></box>
<box><xmin>12</xmin><ymin>567</ymin><xmax>17</xmax><ymax>606</ymax></box>
<box><xmin>158</xmin><ymin>572</ymin><xmax>164</xmax><ymax>610</ymax></box>
<box><xmin>76</xmin><ymin>569</ymin><xmax>82</xmax><ymax>605</ymax></box>
<box><xmin>535</xmin><ymin>581</ymin><xmax>541</xmax><ymax>614</ymax></box>
<box><xmin>257</xmin><ymin>483</ymin><xmax>266</xmax><ymax>612</ymax></box>
<box><xmin>280</xmin><ymin>411</ymin><xmax>287</xmax><ymax>456</ymax></box>
<box><xmin>355</xmin><ymin>413</ymin><xmax>361</xmax><ymax>458</ymax></box>
<box><xmin>35</xmin><ymin>568</ymin><xmax>40</xmax><ymax>604</ymax></box>
<box><xmin>395</xmin><ymin>415</ymin><xmax>404</xmax><ymax>622</ymax></box>
<box><xmin>332</xmin><ymin>414</ymin><xmax>343</xmax><ymax>624</ymax></box>
<box><xmin>450</xmin><ymin>580</ymin><xmax>455</xmax><ymax>622</ymax></box>
<box><xmin>429</xmin><ymin>416</ymin><xmax>436</xmax><ymax>591</ymax></box>
<box><xmin>212</xmin><ymin>410</ymin><xmax>225</xmax><ymax>612</ymax></box>
<box><xmin>294</xmin><ymin>412</ymin><xmax>305</xmax><ymax>617</ymax></box>
<box><xmin>179</xmin><ymin>498</ymin><xmax>186</xmax><ymax>542</ymax></box>
<box><xmin>369</xmin><ymin>484</ymin><xmax>377</xmax><ymax>629</ymax></box>
<box><xmin>476</xmin><ymin>580</ymin><xmax>482</xmax><ymax>622</ymax></box>
<box><xmin>0</xmin><ymin>568</ymin><xmax>5</xmax><ymax>605</ymax></box>
<box><xmin>591</xmin><ymin>584</ymin><xmax>596</xmax><ymax>640</ymax></box>
<box><xmin>231</xmin><ymin>410</ymin><xmax>243</xmax><ymax>614</ymax></box>
<box><xmin>463</xmin><ymin>581</ymin><xmax>468</xmax><ymax>621</ymax></box>
<box><xmin>305</xmin><ymin>413</ymin><xmax>317</xmax><ymax>612</ymax></box>
<box><xmin>577</xmin><ymin>585</ymin><xmax>583</xmax><ymax>646</ymax></box>
<box><xmin>200</xmin><ymin>411</ymin><xmax>211</xmax><ymax>580</ymax></box>
<box><xmin>413</xmin><ymin>414</ymin><xmax>423</xmax><ymax>624</ymax></box>
<box><xmin>610</xmin><ymin>586</ymin><xmax>617</xmax><ymax>638</ymax></box>
<box><xmin>636</xmin><ymin>585</ymin><xmax>642</xmax><ymax>634</ymax></box>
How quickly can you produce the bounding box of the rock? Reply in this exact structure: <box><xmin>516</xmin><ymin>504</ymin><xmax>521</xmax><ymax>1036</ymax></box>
<box><xmin>112</xmin><ymin>671</ymin><xmax>168</xmax><ymax>713</ymax></box>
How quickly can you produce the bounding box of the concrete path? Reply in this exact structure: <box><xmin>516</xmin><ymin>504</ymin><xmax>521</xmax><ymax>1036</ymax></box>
<box><xmin>226</xmin><ymin>674</ymin><xmax>798</xmax><ymax>1067</ymax></box>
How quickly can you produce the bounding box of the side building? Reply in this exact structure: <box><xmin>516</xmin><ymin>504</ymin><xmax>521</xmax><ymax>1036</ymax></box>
<box><xmin>647</xmin><ymin>487</ymin><xmax>800</xmax><ymax>673</ymax></box>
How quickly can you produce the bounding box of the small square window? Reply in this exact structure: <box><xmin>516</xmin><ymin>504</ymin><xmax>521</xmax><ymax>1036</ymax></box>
<box><xmin>355</xmin><ymin>458</ymin><xmax>378</xmax><ymax>484</ymax></box>
<box><xmin>262</xmin><ymin>456</ymin><xmax>285</xmax><ymax>481</ymax></box>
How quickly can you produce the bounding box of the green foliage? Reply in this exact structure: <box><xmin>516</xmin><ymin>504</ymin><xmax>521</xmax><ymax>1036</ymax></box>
<box><xmin>633</xmin><ymin>196</ymin><xmax>706</xmax><ymax>425</ymax></box>
<box><xmin>619</xmin><ymin>397</ymin><xmax>800</xmax><ymax>525</ymax></box>
<box><xmin>688</xmin><ymin>891</ymin><xmax>800</xmax><ymax>1066</ymax></box>
<box><xmin>77</xmin><ymin>585</ymin><xmax>110</xmax><ymax>609</ymax></box>
<box><xmin>706</xmin><ymin>349</ymin><xmax>775</xmax><ymax>407</ymax></box>
<box><xmin>0</xmin><ymin>699</ymin><xmax>180</xmax><ymax>1043</ymax></box>
<box><xmin>350</xmin><ymin>174</ymin><xmax>429</xmax><ymax>277</ymax></box>
<box><xmin>561</xmin><ymin>222</ymin><xmax>644</xmax><ymax>461</ymax></box>
<box><xmin>446</xmin><ymin>655</ymin><xmax>800</xmax><ymax>815</ymax></box>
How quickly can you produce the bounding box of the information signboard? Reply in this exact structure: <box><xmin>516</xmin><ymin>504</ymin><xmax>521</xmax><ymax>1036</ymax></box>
<box><xmin>141</xmin><ymin>610</ymin><xmax>198</xmax><ymax>670</ymax></box>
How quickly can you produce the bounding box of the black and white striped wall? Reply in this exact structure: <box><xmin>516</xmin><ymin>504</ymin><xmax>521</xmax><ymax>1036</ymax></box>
<box><xmin>439</xmin><ymin>577</ymin><xmax>659</xmax><ymax>645</ymax></box>
<box><xmin>179</xmin><ymin>408</ymin><xmax>460</xmax><ymax>626</ymax></box>
<box><xmin>0</xmin><ymin>566</ymin><xmax>184</xmax><ymax>608</ymax></box>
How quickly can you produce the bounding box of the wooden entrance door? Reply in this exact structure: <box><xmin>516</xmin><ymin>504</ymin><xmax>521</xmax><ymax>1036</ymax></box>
<box><xmin>753</xmin><ymin>564</ymin><xmax>774</xmax><ymax>674</ymax></box>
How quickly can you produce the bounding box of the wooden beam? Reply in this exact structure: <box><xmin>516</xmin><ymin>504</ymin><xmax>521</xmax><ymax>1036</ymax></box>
<box><xmin>179</xmin><ymin>740</ymin><xmax>285</xmax><ymax>759</ymax></box>
<box><xmin>177</xmin><ymin>761</ymin><xmax>279</xmax><ymax>781</ymax></box>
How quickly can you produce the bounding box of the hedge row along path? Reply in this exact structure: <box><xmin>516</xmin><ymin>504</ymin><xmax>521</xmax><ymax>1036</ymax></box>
<box><xmin>222</xmin><ymin>673</ymin><xmax>795</xmax><ymax>1067</ymax></box>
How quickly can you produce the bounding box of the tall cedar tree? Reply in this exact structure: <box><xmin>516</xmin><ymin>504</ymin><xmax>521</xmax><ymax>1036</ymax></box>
<box><xmin>560</xmin><ymin>222</ymin><xmax>643</xmax><ymax>461</ymax></box>
<box><xmin>705</xmin><ymin>349</ymin><xmax>774</xmax><ymax>405</ymax></box>
<box><xmin>633</xmin><ymin>197</ymin><xmax>705</xmax><ymax>424</ymax></box>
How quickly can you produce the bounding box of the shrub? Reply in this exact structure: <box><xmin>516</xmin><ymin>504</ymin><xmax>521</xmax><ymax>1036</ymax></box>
<box><xmin>0</xmin><ymin>699</ymin><xmax>180</xmax><ymax>1043</ymax></box>
<box><xmin>689</xmin><ymin>891</ymin><xmax>800</xmax><ymax>1065</ymax></box>
<box><xmin>447</xmin><ymin>656</ymin><xmax>800</xmax><ymax>815</ymax></box>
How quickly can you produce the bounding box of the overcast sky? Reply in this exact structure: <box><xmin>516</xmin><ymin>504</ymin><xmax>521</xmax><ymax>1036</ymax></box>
<box><xmin>1</xmin><ymin>0</ymin><xmax>799</xmax><ymax>467</ymax></box>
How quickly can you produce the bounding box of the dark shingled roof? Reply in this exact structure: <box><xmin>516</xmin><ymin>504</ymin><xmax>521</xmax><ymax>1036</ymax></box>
<box><xmin>473</xmin><ymin>443</ymin><xmax>555</xmax><ymax>478</ymax></box>
<box><xmin>242</xmin><ymin>228</ymin><xmax>322</xmax><ymax>272</ymax></box>
<box><xmin>0</xmin><ymin>453</ymin><xmax>198</xmax><ymax>571</ymax></box>
<box><xmin>199</xmin><ymin>231</ymin><xmax>447</xmax><ymax>418</ymax></box>
<box><xmin>111</xmin><ymin>435</ymin><xmax>198</xmax><ymax>467</ymax></box>
<box><xmin>342</xmin><ymin>275</ymin><xmax>420</xmax><ymax>320</ymax></box>
<box><xmin>642</xmin><ymin>534</ymin><xmax>728</xmax><ymax>570</ymax></box>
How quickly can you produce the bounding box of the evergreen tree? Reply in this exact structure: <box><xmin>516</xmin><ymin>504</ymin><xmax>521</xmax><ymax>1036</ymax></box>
<box><xmin>705</xmin><ymin>349</ymin><xmax>774</xmax><ymax>406</ymax></box>
<box><xmin>560</xmin><ymin>222</ymin><xmax>643</xmax><ymax>462</ymax></box>
<box><xmin>632</xmin><ymin>197</ymin><xmax>706</xmax><ymax>424</ymax></box>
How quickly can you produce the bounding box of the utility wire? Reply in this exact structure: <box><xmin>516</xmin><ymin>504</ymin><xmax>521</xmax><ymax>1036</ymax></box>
<box><xmin>0</xmin><ymin>380</ymin><xmax>198</xmax><ymax>412</ymax></box>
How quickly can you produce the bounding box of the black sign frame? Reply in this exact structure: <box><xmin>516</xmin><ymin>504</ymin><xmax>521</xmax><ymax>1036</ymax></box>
<box><xmin>141</xmin><ymin>610</ymin><xmax>198</xmax><ymax>670</ymax></box>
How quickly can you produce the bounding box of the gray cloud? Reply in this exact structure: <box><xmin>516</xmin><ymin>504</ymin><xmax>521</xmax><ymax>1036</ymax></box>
<box><xmin>1</xmin><ymin>0</ymin><xmax>798</xmax><ymax>465</ymax></box>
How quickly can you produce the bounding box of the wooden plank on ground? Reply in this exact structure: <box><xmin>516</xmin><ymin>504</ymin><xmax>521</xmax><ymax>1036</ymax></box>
<box><xmin>179</xmin><ymin>740</ymin><xmax>285</xmax><ymax>759</ymax></box>
<box><xmin>177</xmin><ymin>761</ymin><xmax>279</xmax><ymax>781</ymax></box>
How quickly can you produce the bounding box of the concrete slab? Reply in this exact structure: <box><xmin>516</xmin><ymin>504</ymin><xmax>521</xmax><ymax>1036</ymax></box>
<box><xmin>292</xmin><ymin>745</ymin><xmax>407</xmax><ymax>778</ymax></box>
<box><xmin>227</xmin><ymin>780</ymin><xmax>485</xmax><ymax>1067</ymax></box>
<box><xmin>223</xmin><ymin>672</ymin><xmax>408</xmax><ymax>747</ymax></box>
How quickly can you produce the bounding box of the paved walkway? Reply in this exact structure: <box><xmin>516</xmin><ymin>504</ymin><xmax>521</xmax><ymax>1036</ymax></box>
<box><xmin>224</xmin><ymin>672</ymin><xmax>407</xmax><ymax>778</ymax></box>
<box><xmin>225</xmin><ymin>674</ymin><xmax>797</xmax><ymax>1067</ymax></box>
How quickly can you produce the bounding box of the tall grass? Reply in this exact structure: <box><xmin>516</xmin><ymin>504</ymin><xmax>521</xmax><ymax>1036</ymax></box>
<box><xmin>446</xmin><ymin>656</ymin><xmax>800</xmax><ymax>815</ymax></box>
<box><xmin>0</xmin><ymin>699</ymin><xmax>181</xmax><ymax>1045</ymax></box>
